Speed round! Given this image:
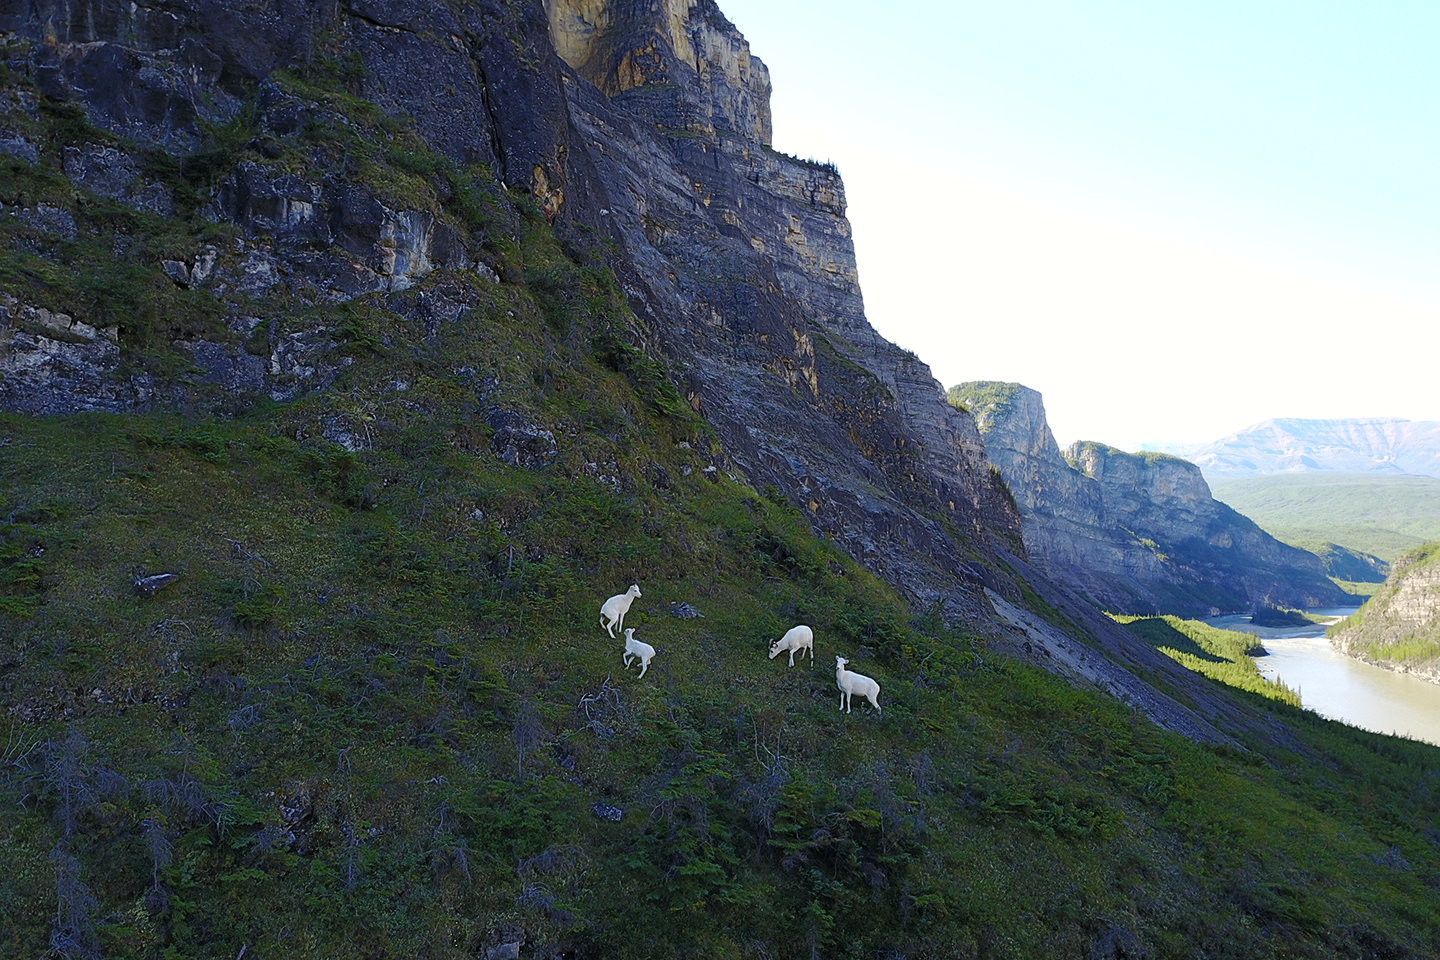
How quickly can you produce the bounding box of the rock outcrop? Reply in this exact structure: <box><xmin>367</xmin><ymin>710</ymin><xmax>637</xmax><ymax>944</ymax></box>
<box><xmin>547</xmin><ymin>0</ymin><xmax>773</xmax><ymax>145</ymax></box>
<box><xmin>1329</xmin><ymin>542</ymin><xmax>1440</xmax><ymax>684</ymax></box>
<box><xmin>0</xmin><ymin>0</ymin><xmax>1018</xmax><ymax>617</ymax></box>
<box><xmin>951</xmin><ymin>381</ymin><xmax>1348</xmax><ymax>615</ymax></box>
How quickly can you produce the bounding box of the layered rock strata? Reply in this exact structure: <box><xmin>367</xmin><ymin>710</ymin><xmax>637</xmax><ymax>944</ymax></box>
<box><xmin>952</xmin><ymin>381</ymin><xmax>1348</xmax><ymax>615</ymax></box>
<box><xmin>1329</xmin><ymin>543</ymin><xmax>1440</xmax><ymax>684</ymax></box>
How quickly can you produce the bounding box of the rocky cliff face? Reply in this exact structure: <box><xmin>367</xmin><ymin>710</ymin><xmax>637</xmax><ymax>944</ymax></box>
<box><xmin>1330</xmin><ymin>542</ymin><xmax>1440</xmax><ymax>684</ymax></box>
<box><xmin>546</xmin><ymin>0</ymin><xmax>772</xmax><ymax>145</ymax></box>
<box><xmin>0</xmin><ymin>0</ymin><xmax>1018</xmax><ymax>616</ymax></box>
<box><xmin>951</xmin><ymin>381</ymin><xmax>1348</xmax><ymax>615</ymax></box>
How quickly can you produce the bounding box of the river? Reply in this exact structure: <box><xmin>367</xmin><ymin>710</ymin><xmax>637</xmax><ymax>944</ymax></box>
<box><xmin>1204</xmin><ymin>608</ymin><xmax>1440</xmax><ymax>747</ymax></box>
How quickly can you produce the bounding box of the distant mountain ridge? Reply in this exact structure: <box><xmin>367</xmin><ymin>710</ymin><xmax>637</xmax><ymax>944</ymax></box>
<box><xmin>1145</xmin><ymin>418</ymin><xmax>1440</xmax><ymax>479</ymax></box>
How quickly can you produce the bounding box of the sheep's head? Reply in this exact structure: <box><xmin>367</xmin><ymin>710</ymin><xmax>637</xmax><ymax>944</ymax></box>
<box><xmin>768</xmin><ymin>640</ymin><xmax>781</xmax><ymax>659</ymax></box>
<box><xmin>624</xmin><ymin>628</ymin><xmax>635</xmax><ymax>640</ymax></box>
<box><xmin>629</xmin><ymin>584</ymin><xmax>641</xmax><ymax>597</ymax></box>
<box><xmin>835</xmin><ymin>656</ymin><xmax>848</xmax><ymax>670</ymax></box>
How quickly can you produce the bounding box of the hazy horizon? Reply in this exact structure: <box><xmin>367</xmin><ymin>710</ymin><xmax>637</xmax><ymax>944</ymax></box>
<box><xmin>717</xmin><ymin>0</ymin><xmax>1440</xmax><ymax>450</ymax></box>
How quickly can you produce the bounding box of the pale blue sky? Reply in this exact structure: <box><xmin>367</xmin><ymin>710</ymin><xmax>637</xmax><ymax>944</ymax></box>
<box><xmin>717</xmin><ymin>0</ymin><xmax>1440</xmax><ymax>446</ymax></box>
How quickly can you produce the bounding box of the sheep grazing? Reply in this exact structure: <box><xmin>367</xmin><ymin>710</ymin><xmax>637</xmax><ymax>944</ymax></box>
<box><xmin>622</xmin><ymin>628</ymin><xmax>656</xmax><ymax>679</ymax></box>
<box><xmin>600</xmin><ymin>583</ymin><xmax>642</xmax><ymax>638</ymax></box>
<box><xmin>834</xmin><ymin>656</ymin><xmax>881</xmax><ymax>715</ymax></box>
<box><xmin>768</xmin><ymin>624</ymin><xmax>814</xmax><ymax>667</ymax></box>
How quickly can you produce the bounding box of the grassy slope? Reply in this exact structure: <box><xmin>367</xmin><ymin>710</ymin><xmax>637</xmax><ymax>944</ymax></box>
<box><xmin>0</xmin><ymin>61</ymin><xmax>1439</xmax><ymax>960</ymax></box>
<box><xmin>5</xmin><ymin>396</ymin><xmax>1440</xmax><ymax>959</ymax></box>
<box><xmin>1116</xmin><ymin>616</ymin><xmax>1300</xmax><ymax>707</ymax></box>
<box><xmin>1211</xmin><ymin>473</ymin><xmax>1440</xmax><ymax>563</ymax></box>
<box><xmin>1333</xmin><ymin>579</ymin><xmax>1383</xmax><ymax>598</ymax></box>
<box><xmin>1280</xmin><ymin>540</ymin><xmax>1390</xmax><ymax>585</ymax></box>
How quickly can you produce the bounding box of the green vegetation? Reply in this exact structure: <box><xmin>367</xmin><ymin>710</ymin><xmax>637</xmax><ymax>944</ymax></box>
<box><xmin>1333</xmin><ymin>578</ymin><xmax>1382</xmax><ymax>598</ymax></box>
<box><xmin>1212</xmin><ymin>473</ymin><xmax>1440</xmax><ymax>563</ymax></box>
<box><xmin>1288</xmin><ymin>540</ymin><xmax>1390</xmax><ymax>584</ymax></box>
<box><xmin>762</xmin><ymin>144</ymin><xmax>840</xmax><ymax>175</ymax></box>
<box><xmin>5</xmin><ymin>376</ymin><xmax>1440</xmax><ymax>956</ymax></box>
<box><xmin>945</xmin><ymin>381</ymin><xmax>1024</xmax><ymax>432</ymax></box>
<box><xmin>1249</xmin><ymin>607</ymin><xmax>1318</xmax><ymax>628</ymax></box>
<box><xmin>1</xmin><ymin>48</ymin><xmax>1439</xmax><ymax>960</ymax></box>
<box><xmin>1113</xmin><ymin>615</ymin><xmax>1301</xmax><ymax>707</ymax></box>
<box><xmin>1329</xmin><ymin>542</ymin><xmax>1440</xmax><ymax>673</ymax></box>
<box><xmin>1065</xmin><ymin>440</ymin><xmax>1191</xmax><ymax>473</ymax></box>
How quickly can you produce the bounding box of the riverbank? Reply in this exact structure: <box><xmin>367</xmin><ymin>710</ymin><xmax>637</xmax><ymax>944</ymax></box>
<box><xmin>1203</xmin><ymin>609</ymin><xmax>1353</xmax><ymax>642</ymax></box>
<box><xmin>1203</xmin><ymin>608</ymin><xmax>1440</xmax><ymax>746</ymax></box>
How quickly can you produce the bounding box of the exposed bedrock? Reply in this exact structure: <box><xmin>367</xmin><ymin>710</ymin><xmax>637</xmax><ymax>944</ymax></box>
<box><xmin>952</xmin><ymin>381</ymin><xmax>1348</xmax><ymax>615</ymax></box>
<box><xmin>1329</xmin><ymin>543</ymin><xmax>1440</xmax><ymax>684</ymax></box>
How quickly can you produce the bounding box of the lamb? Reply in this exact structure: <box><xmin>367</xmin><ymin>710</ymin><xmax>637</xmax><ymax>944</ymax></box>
<box><xmin>834</xmin><ymin>656</ymin><xmax>881</xmax><ymax>715</ymax></box>
<box><xmin>768</xmin><ymin>624</ymin><xmax>814</xmax><ymax>667</ymax></box>
<box><xmin>600</xmin><ymin>583</ymin><xmax>642</xmax><ymax>638</ymax></box>
<box><xmin>622</xmin><ymin>628</ymin><xmax>656</xmax><ymax>679</ymax></box>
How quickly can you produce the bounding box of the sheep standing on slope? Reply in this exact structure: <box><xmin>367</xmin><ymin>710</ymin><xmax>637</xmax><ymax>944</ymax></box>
<box><xmin>768</xmin><ymin>624</ymin><xmax>814</xmax><ymax>667</ymax></box>
<box><xmin>600</xmin><ymin>584</ymin><xmax>642</xmax><ymax>638</ymax></box>
<box><xmin>622</xmin><ymin>628</ymin><xmax>656</xmax><ymax>679</ymax></box>
<box><xmin>834</xmin><ymin>656</ymin><xmax>881</xmax><ymax>715</ymax></box>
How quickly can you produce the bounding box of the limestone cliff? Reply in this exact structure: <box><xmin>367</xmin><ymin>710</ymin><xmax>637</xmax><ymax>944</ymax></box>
<box><xmin>951</xmin><ymin>381</ymin><xmax>1348</xmax><ymax>615</ymax></box>
<box><xmin>0</xmin><ymin>0</ymin><xmax>1018</xmax><ymax>617</ymax></box>
<box><xmin>1329</xmin><ymin>542</ymin><xmax>1440</xmax><ymax>684</ymax></box>
<box><xmin>546</xmin><ymin>0</ymin><xmax>772</xmax><ymax>145</ymax></box>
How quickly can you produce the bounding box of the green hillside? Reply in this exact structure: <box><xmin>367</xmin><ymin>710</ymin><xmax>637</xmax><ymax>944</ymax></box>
<box><xmin>1</xmin><ymin>42</ymin><xmax>1438</xmax><ymax>960</ymax></box>
<box><xmin>6</xmin><ymin>392</ymin><xmax>1440</xmax><ymax>959</ymax></box>
<box><xmin>1295</xmin><ymin>542</ymin><xmax>1391</xmax><ymax>584</ymax></box>
<box><xmin>1116</xmin><ymin>616</ymin><xmax>1298</xmax><ymax>706</ymax></box>
<box><xmin>1</xmin><ymin>233</ymin><xmax>1438</xmax><ymax>959</ymax></box>
<box><xmin>1212</xmin><ymin>473</ymin><xmax>1440</xmax><ymax>563</ymax></box>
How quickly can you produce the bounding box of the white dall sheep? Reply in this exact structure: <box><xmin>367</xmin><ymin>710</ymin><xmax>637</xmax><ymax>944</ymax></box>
<box><xmin>768</xmin><ymin>624</ymin><xmax>814</xmax><ymax>667</ymax></box>
<box><xmin>600</xmin><ymin>584</ymin><xmax>642</xmax><ymax>638</ymax></box>
<box><xmin>622</xmin><ymin>628</ymin><xmax>656</xmax><ymax>679</ymax></box>
<box><xmin>834</xmin><ymin>656</ymin><xmax>881</xmax><ymax>715</ymax></box>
